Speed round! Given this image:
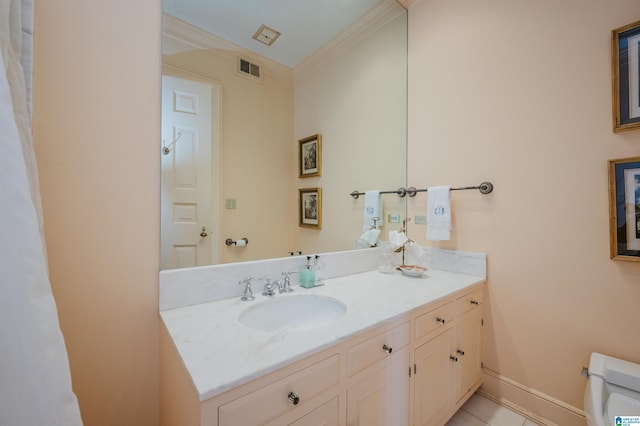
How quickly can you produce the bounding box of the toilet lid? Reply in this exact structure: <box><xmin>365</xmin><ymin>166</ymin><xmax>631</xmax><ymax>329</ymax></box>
<box><xmin>606</xmin><ymin>392</ymin><xmax>640</xmax><ymax>425</ymax></box>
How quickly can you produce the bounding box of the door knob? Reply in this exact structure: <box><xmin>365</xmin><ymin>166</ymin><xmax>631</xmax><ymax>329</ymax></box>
<box><xmin>200</xmin><ymin>226</ymin><xmax>208</xmax><ymax>238</ymax></box>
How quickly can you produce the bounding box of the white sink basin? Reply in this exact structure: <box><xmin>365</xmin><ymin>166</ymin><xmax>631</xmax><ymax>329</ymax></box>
<box><xmin>238</xmin><ymin>295</ymin><xmax>347</xmax><ymax>332</ymax></box>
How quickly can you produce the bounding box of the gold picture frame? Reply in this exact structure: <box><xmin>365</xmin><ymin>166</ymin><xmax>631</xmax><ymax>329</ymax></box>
<box><xmin>608</xmin><ymin>156</ymin><xmax>640</xmax><ymax>261</ymax></box>
<box><xmin>612</xmin><ymin>20</ymin><xmax>640</xmax><ymax>132</ymax></box>
<box><xmin>298</xmin><ymin>134</ymin><xmax>322</xmax><ymax>178</ymax></box>
<box><xmin>299</xmin><ymin>187</ymin><xmax>322</xmax><ymax>229</ymax></box>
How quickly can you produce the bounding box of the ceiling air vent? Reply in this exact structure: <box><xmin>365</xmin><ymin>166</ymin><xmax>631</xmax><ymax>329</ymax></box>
<box><xmin>239</xmin><ymin>58</ymin><xmax>261</xmax><ymax>79</ymax></box>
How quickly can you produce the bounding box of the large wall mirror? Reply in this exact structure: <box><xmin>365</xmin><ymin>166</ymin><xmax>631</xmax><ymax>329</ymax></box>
<box><xmin>161</xmin><ymin>0</ymin><xmax>408</xmax><ymax>270</ymax></box>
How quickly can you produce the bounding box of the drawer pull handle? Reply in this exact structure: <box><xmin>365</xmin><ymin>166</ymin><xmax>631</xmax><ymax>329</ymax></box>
<box><xmin>470</xmin><ymin>300</ymin><xmax>479</xmax><ymax>305</ymax></box>
<box><xmin>457</xmin><ymin>349</ymin><xmax>465</xmax><ymax>356</ymax></box>
<box><xmin>436</xmin><ymin>317</ymin><xmax>446</xmax><ymax>324</ymax></box>
<box><xmin>382</xmin><ymin>344</ymin><xmax>393</xmax><ymax>354</ymax></box>
<box><xmin>450</xmin><ymin>355</ymin><xmax>458</xmax><ymax>362</ymax></box>
<box><xmin>288</xmin><ymin>392</ymin><xmax>300</xmax><ymax>406</ymax></box>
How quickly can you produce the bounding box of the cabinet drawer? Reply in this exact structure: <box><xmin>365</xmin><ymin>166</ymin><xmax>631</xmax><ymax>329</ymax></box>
<box><xmin>288</xmin><ymin>396</ymin><xmax>339</xmax><ymax>426</ymax></box>
<box><xmin>347</xmin><ymin>322</ymin><xmax>409</xmax><ymax>376</ymax></box>
<box><xmin>414</xmin><ymin>301</ymin><xmax>455</xmax><ymax>342</ymax></box>
<box><xmin>457</xmin><ymin>289</ymin><xmax>484</xmax><ymax>316</ymax></box>
<box><xmin>219</xmin><ymin>355</ymin><xmax>339</xmax><ymax>425</ymax></box>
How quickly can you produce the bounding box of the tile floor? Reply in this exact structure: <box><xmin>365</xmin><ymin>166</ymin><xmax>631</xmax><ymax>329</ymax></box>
<box><xmin>446</xmin><ymin>393</ymin><xmax>540</xmax><ymax>426</ymax></box>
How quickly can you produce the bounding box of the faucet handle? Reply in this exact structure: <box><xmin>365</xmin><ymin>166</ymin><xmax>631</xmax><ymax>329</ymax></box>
<box><xmin>281</xmin><ymin>272</ymin><xmax>297</xmax><ymax>293</ymax></box>
<box><xmin>238</xmin><ymin>277</ymin><xmax>255</xmax><ymax>301</ymax></box>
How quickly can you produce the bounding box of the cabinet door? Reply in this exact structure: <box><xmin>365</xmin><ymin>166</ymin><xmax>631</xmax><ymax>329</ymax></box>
<box><xmin>413</xmin><ymin>329</ymin><xmax>454</xmax><ymax>426</ymax></box>
<box><xmin>346</xmin><ymin>346</ymin><xmax>409</xmax><ymax>426</ymax></box>
<box><xmin>288</xmin><ymin>397</ymin><xmax>339</xmax><ymax>426</ymax></box>
<box><xmin>455</xmin><ymin>307</ymin><xmax>483</xmax><ymax>403</ymax></box>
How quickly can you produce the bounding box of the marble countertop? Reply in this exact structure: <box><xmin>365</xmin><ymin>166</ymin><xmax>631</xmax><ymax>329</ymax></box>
<box><xmin>160</xmin><ymin>268</ymin><xmax>485</xmax><ymax>401</ymax></box>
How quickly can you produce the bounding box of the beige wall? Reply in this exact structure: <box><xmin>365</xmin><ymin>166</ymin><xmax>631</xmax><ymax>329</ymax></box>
<box><xmin>33</xmin><ymin>1</ymin><xmax>161</xmax><ymax>425</ymax></box>
<box><xmin>163</xmin><ymin>44</ymin><xmax>295</xmax><ymax>263</ymax></box>
<box><xmin>294</xmin><ymin>12</ymin><xmax>408</xmax><ymax>253</ymax></box>
<box><xmin>407</xmin><ymin>0</ymin><xmax>640</xmax><ymax>422</ymax></box>
<box><xmin>31</xmin><ymin>0</ymin><xmax>640</xmax><ymax>423</ymax></box>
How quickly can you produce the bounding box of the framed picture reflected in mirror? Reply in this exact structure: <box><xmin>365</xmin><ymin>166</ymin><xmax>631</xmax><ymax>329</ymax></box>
<box><xmin>299</xmin><ymin>187</ymin><xmax>322</xmax><ymax>229</ymax></box>
<box><xmin>298</xmin><ymin>134</ymin><xmax>322</xmax><ymax>178</ymax></box>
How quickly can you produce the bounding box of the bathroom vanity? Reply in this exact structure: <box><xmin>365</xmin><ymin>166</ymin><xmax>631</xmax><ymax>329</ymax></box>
<box><xmin>160</xmin><ymin>252</ymin><xmax>486</xmax><ymax>426</ymax></box>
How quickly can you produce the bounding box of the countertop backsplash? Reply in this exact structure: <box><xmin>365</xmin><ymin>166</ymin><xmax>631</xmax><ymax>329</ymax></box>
<box><xmin>159</xmin><ymin>245</ymin><xmax>486</xmax><ymax>311</ymax></box>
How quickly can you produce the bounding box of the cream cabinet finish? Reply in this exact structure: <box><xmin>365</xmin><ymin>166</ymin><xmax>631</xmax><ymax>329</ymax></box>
<box><xmin>289</xmin><ymin>397</ymin><xmax>339</xmax><ymax>426</ymax></box>
<box><xmin>218</xmin><ymin>355</ymin><xmax>340</xmax><ymax>425</ymax></box>
<box><xmin>163</xmin><ymin>283</ymin><xmax>484</xmax><ymax>426</ymax></box>
<box><xmin>413</xmin><ymin>327</ymin><xmax>455</xmax><ymax>425</ymax></box>
<box><xmin>413</xmin><ymin>288</ymin><xmax>484</xmax><ymax>425</ymax></box>
<box><xmin>346</xmin><ymin>346</ymin><xmax>410</xmax><ymax>425</ymax></box>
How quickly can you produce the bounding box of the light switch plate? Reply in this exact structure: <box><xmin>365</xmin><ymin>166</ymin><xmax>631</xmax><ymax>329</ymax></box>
<box><xmin>414</xmin><ymin>215</ymin><xmax>427</xmax><ymax>224</ymax></box>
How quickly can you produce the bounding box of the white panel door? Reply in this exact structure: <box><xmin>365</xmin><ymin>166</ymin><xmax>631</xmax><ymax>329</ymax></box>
<box><xmin>161</xmin><ymin>75</ymin><xmax>218</xmax><ymax>269</ymax></box>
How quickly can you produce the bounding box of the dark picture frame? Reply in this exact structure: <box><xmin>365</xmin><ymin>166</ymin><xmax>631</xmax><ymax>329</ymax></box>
<box><xmin>298</xmin><ymin>187</ymin><xmax>322</xmax><ymax>229</ymax></box>
<box><xmin>612</xmin><ymin>20</ymin><xmax>640</xmax><ymax>132</ymax></box>
<box><xmin>608</xmin><ymin>156</ymin><xmax>640</xmax><ymax>261</ymax></box>
<box><xmin>298</xmin><ymin>134</ymin><xmax>322</xmax><ymax>178</ymax></box>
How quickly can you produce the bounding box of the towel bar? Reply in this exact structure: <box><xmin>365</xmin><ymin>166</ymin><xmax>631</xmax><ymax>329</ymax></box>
<box><xmin>406</xmin><ymin>181</ymin><xmax>494</xmax><ymax>197</ymax></box>
<box><xmin>349</xmin><ymin>182</ymin><xmax>493</xmax><ymax>199</ymax></box>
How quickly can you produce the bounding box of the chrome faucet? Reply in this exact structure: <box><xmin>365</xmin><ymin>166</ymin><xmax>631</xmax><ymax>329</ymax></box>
<box><xmin>238</xmin><ymin>277</ymin><xmax>255</xmax><ymax>301</ymax></box>
<box><xmin>262</xmin><ymin>278</ymin><xmax>285</xmax><ymax>296</ymax></box>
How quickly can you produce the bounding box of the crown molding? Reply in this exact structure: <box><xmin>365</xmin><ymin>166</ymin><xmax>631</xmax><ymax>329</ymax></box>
<box><xmin>162</xmin><ymin>2</ymin><xmax>406</xmax><ymax>88</ymax></box>
<box><xmin>162</xmin><ymin>13</ymin><xmax>293</xmax><ymax>86</ymax></box>
<box><xmin>293</xmin><ymin>1</ymin><xmax>406</xmax><ymax>84</ymax></box>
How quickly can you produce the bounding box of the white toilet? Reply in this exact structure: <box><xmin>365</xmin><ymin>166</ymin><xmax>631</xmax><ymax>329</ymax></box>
<box><xmin>584</xmin><ymin>352</ymin><xmax>640</xmax><ymax>426</ymax></box>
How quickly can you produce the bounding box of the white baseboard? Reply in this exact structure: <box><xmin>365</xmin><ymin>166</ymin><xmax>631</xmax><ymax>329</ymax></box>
<box><xmin>480</xmin><ymin>368</ymin><xmax>587</xmax><ymax>426</ymax></box>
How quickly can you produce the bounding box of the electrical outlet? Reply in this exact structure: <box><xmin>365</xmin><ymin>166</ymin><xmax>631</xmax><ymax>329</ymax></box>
<box><xmin>225</xmin><ymin>198</ymin><xmax>237</xmax><ymax>209</ymax></box>
<box><xmin>388</xmin><ymin>214</ymin><xmax>400</xmax><ymax>223</ymax></box>
<box><xmin>414</xmin><ymin>215</ymin><xmax>427</xmax><ymax>224</ymax></box>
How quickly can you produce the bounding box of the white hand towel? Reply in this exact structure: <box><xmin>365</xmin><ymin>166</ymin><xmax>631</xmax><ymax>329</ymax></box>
<box><xmin>388</xmin><ymin>230</ymin><xmax>408</xmax><ymax>248</ymax></box>
<box><xmin>359</xmin><ymin>228</ymin><xmax>381</xmax><ymax>246</ymax></box>
<box><xmin>426</xmin><ymin>186</ymin><xmax>452</xmax><ymax>240</ymax></box>
<box><xmin>363</xmin><ymin>190</ymin><xmax>383</xmax><ymax>232</ymax></box>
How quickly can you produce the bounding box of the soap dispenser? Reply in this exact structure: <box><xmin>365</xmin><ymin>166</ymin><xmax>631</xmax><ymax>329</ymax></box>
<box><xmin>313</xmin><ymin>254</ymin><xmax>325</xmax><ymax>286</ymax></box>
<box><xmin>299</xmin><ymin>256</ymin><xmax>316</xmax><ymax>288</ymax></box>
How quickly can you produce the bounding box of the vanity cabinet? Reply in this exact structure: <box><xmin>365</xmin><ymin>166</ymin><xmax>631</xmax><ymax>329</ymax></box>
<box><xmin>412</xmin><ymin>289</ymin><xmax>484</xmax><ymax>425</ymax></box>
<box><xmin>289</xmin><ymin>397</ymin><xmax>339</xmax><ymax>426</ymax></box>
<box><xmin>346</xmin><ymin>323</ymin><xmax>410</xmax><ymax>426</ymax></box>
<box><xmin>218</xmin><ymin>355</ymin><xmax>340</xmax><ymax>425</ymax></box>
<box><xmin>162</xmin><ymin>283</ymin><xmax>485</xmax><ymax>426</ymax></box>
<box><xmin>454</xmin><ymin>289</ymin><xmax>484</xmax><ymax>403</ymax></box>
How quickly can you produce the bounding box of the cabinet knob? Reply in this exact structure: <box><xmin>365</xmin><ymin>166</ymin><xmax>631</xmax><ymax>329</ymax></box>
<box><xmin>288</xmin><ymin>391</ymin><xmax>300</xmax><ymax>405</ymax></box>
<box><xmin>382</xmin><ymin>344</ymin><xmax>393</xmax><ymax>354</ymax></box>
<box><xmin>457</xmin><ymin>349</ymin><xmax>465</xmax><ymax>356</ymax></box>
<box><xmin>470</xmin><ymin>300</ymin><xmax>479</xmax><ymax>305</ymax></box>
<box><xmin>450</xmin><ymin>355</ymin><xmax>458</xmax><ymax>362</ymax></box>
<box><xmin>436</xmin><ymin>317</ymin><xmax>445</xmax><ymax>324</ymax></box>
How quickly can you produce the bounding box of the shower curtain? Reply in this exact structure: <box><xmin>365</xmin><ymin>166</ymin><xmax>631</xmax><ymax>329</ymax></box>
<box><xmin>0</xmin><ymin>0</ymin><xmax>83</xmax><ymax>424</ymax></box>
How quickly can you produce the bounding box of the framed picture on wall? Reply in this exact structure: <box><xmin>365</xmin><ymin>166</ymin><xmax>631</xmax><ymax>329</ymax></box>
<box><xmin>612</xmin><ymin>20</ymin><xmax>640</xmax><ymax>132</ymax></box>
<box><xmin>298</xmin><ymin>134</ymin><xmax>322</xmax><ymax>178</ymax></box>
<box><xmin>299</xmin><ymin>187</ymin><xmax>322</xmax><ymax>229</ymax></box>
<box><xmin>608</xmin><ymin>156</ymin><xmax>640</xmax><ymax>261</ymax></box>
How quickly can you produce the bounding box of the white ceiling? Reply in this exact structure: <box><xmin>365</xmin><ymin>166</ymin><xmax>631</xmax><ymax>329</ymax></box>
<box><xmin>162</xmin><ymin>0</ymin><xmax>389</xmax><ymax>68</ymax></box>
